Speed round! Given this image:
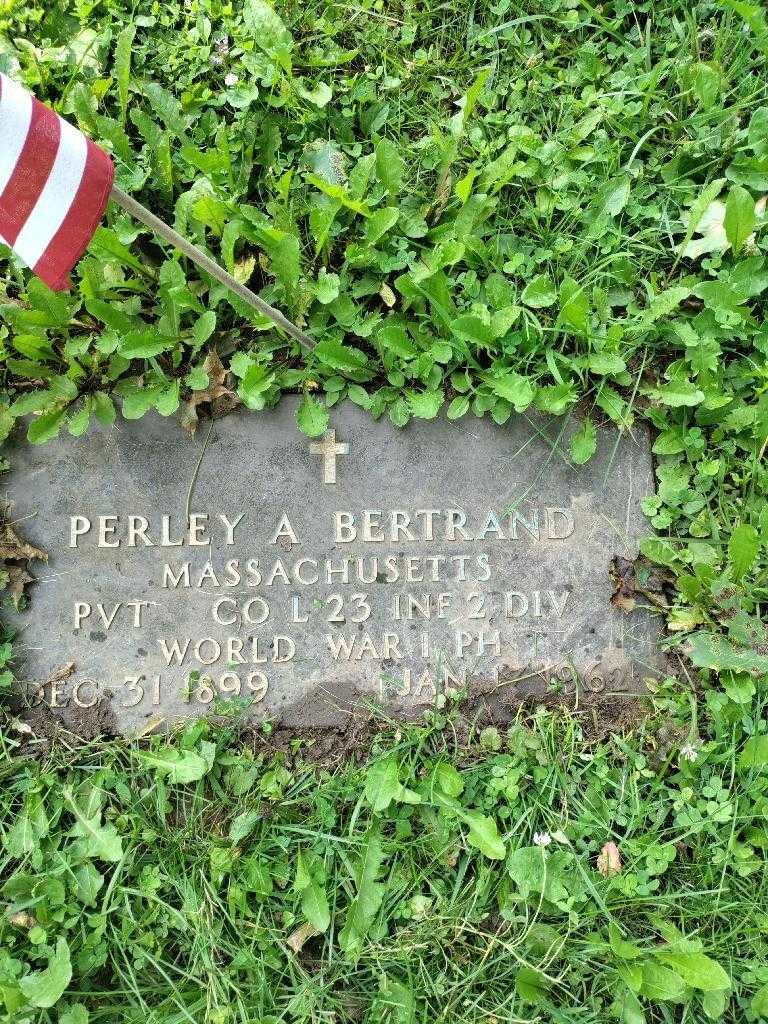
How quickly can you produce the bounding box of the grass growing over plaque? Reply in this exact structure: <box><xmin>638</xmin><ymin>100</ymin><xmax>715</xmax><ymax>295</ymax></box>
<box><xmin>1</xmin><ymin>0</ymin><xmax>768</xmax><ymax>1020</ymax></box>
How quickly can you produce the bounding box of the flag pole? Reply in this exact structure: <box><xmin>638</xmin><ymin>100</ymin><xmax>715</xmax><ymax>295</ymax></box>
<box><xmin>109</xmin><ymin>185</ymin><xmax>316</xmax><ymax>353</ymax></box>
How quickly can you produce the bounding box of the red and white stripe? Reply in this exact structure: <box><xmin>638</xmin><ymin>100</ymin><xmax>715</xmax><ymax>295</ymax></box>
<box><xmin>0</xmin><ymin>73</ymin><xmax>114</xmax><ymax>291</ymax></box>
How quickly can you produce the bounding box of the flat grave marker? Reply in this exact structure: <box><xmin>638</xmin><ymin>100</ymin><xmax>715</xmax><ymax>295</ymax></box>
<box><xmin>7</xmin><ymin>400</ymin><xmax>663</xmax><ymax>733</ymax></box>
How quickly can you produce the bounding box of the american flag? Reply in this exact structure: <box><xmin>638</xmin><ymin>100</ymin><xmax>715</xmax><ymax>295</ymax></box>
<box><xmin>0</xmin><ymin>73</ymin><xmax>114</xmax><ymax>291</ymax></box>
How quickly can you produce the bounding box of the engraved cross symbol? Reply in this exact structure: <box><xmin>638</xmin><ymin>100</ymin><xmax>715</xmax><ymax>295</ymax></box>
<box><xmin>310</xmin><ymin>429</ymin><xmax>349</xmax><ymax>485</ymax></box>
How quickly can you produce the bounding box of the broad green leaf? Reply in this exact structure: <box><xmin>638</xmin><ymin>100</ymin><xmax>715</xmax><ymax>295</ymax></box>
<box><xmin>638</xmin><ymin>538</ymin><xmax>679</xmax><ymax>569</ymax></box>
<box><xmin>521</xmin><ymin>274</ymin><xmax>556</xmax><ymax>308</ymax></box>
<box><xmin>656</xmin><ymin>379</ymin><xmax>705</xmax><ymax>407</ymax></box>
<box><xmin>464</xmin><ymin>810</ymin><xmax>506</xmax><ymax>859</ymax></box>
<box><xmin>243</xmin><ymin>0</ymin><xmax>293</xmax><ymax>69</ymax></box>
<box><xmin>315</xmin><ymin>339</ymin><xmax>370</xmax><ymax>373</ymax></box>
<box><xmin>729</xmin><ymin>523</ymin><xmax>759</xmax><ymax>580</ymax></box>
<box><xmin>588</xmin><ymin>352</ymin><xmax>626</xmax><ymax>375</ymax></box>
<box><xmin>479</xmin><ymin>139</ymin><xmax>526</xmax><ymax>193</ymax></box>
<box><xmin>451</xmin><ymin>69</ymin><xmax>489</xmax><ymax>137</ymax></box>
<box><xmin>121</xmin><ymin>384</ymin><xmax>159</xmax><ymax>420</ymax></box>
<box><xmin>156</xmin><ymin>381</ymin><xmax>180</xmax><ymax>416</ymax></box>
<box><xmin>315</xmin><ymin>270</ymin><xmax>340</xmax><ymax>304</ymax></box>
<box><xmin>68</xmin><ymin>402</ymin><xmax>91</xmax><ymax>438</ymax></box>
<box><xmin>305</xmin><ymin>140</ymin><xmax>347</xmax><ymax>185</ymax></box>
<box><xmin>488</xmin><ymin>372</ymin><xmax>534</xmax><ymax>411</ymax></box>
<box><xmin>238</xmin><ymin>364</ymin><xmax>275</xmax><ymax>406</ymax></box>
<box><xmin>85</xmin><ymin>298</ymin><xmax>136</xmax><ymax>333</ymax></box>
<box><xmin>90</xmin><ymin>226</ymin><xmax>146</xmax><ymax>273</ymax></box>
<box><xmin>724</xmin><ymin>185</ymin><xmax>756</xmax><ymax>253</ymax></box>
<box><xmin>260</xmin><ymin>230</ymin><xmax>301</xmax><ymax>291</ymax></box>
<box><xmin>229</xmin><ymin>809</ymin><xmax>261</xmax><ymax>843</ymax></box>
<box><xmin>143</xmin><ymin>82</ymin><xmax>185</xmax><ymax>134</ymax></box>
<box><xmin>433</xmin><ymin>761</ymin><xmax>464</xmax><ymax>798</ymax></box>
<box><xmin>135</xmin><ymin>748</ymin><xmax>211</xmax><ymax>784</ymax></box>
<box><xmin>119</xmin><ymin>330</ymin><xmax>175</xmax><ymax>359</ymax></box>
<box><xmin>692</xmin><ymin>62</ymin><xmax>721</xmax><ymax>109</ymax></box>
<box><xmin>375</xmin><ymin>137</ymin><xmax>405</xmax><ymax>197</ymax></box>
<box><xmin>5</xmin><ymin>795</ymin><xmax>47</xmax><ymax>856</ymax></box>
<box><xmin>28</xmin><ymin>408</ymin><xmax>65</xmax><ymax>445</ymax></box>
<box><xmin>639</xmin><ymin>962</ymin><xmax>686</xmax><ymax>1001</ymax></box>
<box><xmin>535</xmin><ymin>381</ymin><xmax>577</xmax><ymax>415</ymax></box>
<box><xmin>339</xmin><ymin>825</ymin><xmax>385</xmax><ymax>961</ymax></box>
<box><xmin>450</xmin><ymin>315</ymin><xmax>496</xmax><ymax>348</ymax></box>
<box><xmin>302</xmin><ymin>879</ymin><xmax>330</xmax><ymax>932</ymax></box>
<box><xmin>656</xmin><ymin>952</ymin><xmax>730</xmax><ymax>992</ymax></box>
<box><xmin>752</xmin><ymin>983</ymin><xmax>768</xmax><ymax>1017</ymax></box>
<box><xmin>114</xmin><ymin>25</ymin><xmax>135</xmax><ymax>123</ymax></box>
<box><xmin>679</xmin><ymin>179</ymin><xmax>727</xmax><ymax>258</ymax></box>
<box><xmin>306</xmin><ymin>175</ymin><xmax>371</xmax><ymax>217</ymax></box>
<box><xmin>294</xmin><ymin>849</ymin><xmax>313</xmax><ymax>891</ymax></box>
<box><xmin>378</xmin><ymin>323</ymin><xmax>417</xmax><ymax>359</ymax></box>
<box><xmin>407</xmin><ymin>388</ymin><xmax>443</xmax><ymax>419</ymax></box>
<box><xmin>375</xmin><ymin>976</ymin><xmax>414</xmax><ymax>1024</ymax></box>
<box><xmin>701</xmin><ymin>987</ymin><xmax>729</xmax><ymax>1019</ymax></box>
<box><xmin>559</xmin><ymin>277</ymin><xmax>589</xmax><ymax>333</ymax></box>
<box><xmin>688</xmin><ymin>631</ymin><xmax>768</xmax><ymax>673</ymax></box>
<box><xmin>26</xmin><ymin>279</ymin><xmax>73</xmax><ymax>327</ymax></box>
<box><xmin>602</xmin><ymin>175</ymin><xmax>631</xmax><ymax>216</ymax></box>
<box><xmin>609</xmin><ymin>923</ymin><xmax>644</xmax><ymax>960</ymax></box>
<box><xmin>242</xmin><ymin>856</ymin><xmax>273</xmax><ymax>896</ymax></box>
<box><xmin>363</xmin><ymin>207</ymin><xmax>399</xmax><ymax>246</ymax></box>
<box><xmin>515</xmin><ymin>967</ymin><xmax>551</xmax><ymax>1004</ymax></box>
<box><xmin>388</xmin><ymin>397</ymin><xmax>410</xmax><ymax>427</ymax></box>
<box><xmin>296</xmin><ymin>80</ymin><xmax>332</xmax><ymax>107</ymax></box>
<box><xmin>296</xmin><ymin>394</ymin><xmax>329</xmax><ymax>437</ymax></box>
<box><xmin>309</xmin><ymin>197</ymin><xmax>342</xmax><ymax>254</ymax></box>
<box><xmin>447</xmin><ymin>395</ymin><xmax>470</xmax><ymax>420</ymax></box>
<box><xmin>59</xmin><ymin>1004</ymin><xmax>89</xmax><ymax>1024</ymax></box>
<box><xmin>611</xmin><ymin>985</ymin><xmax>646</xmax><ymax>1024</ymax></box>
<box><xmin>739</xmin><ymin>735</ymin><xmax>768</xmax><ymax>768</ymax></box>
<box><xmin>455</xmin><ymin>167</ymin><xmax>476</xmax><ymax>204</ymax></box>
<box><xmin>20</xmin><ymin>937</ymin><xmax>72</xmax><ymax>1009</ymax></box>
<box><xmin>74</xmin><ymin>861</ymin><xmax>104</xmax><ymax>906</ymax></box>
<box><xmin>364</xmin><ymin>756</ymin><xmax>401</xmax><ymax>812</ymax></box>
<box><xmin>571</xmin><ymin>418</ymin><xmax>597</xmax><ymax>464</ymax></box>
<box><xmin>636</xmin><ymin>287</ymin><xmax>691</xmax><ymax>328</ymax></box>
<box><xmin>191</xmin><ymin>311</ymin><xmax>216</xmax><ymax>348</ymax></box>
<box><xmin>65</xmin><ymin>790</ymin><xmax>123</xmax><ymax>862</ymax></box>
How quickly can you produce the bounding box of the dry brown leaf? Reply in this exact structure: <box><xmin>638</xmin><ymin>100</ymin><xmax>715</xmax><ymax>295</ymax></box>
<box><xmin>610</xmin><ymin>555</ymin><xmax>672</xmax><ymax>613</ymax></box>
<box><xmin>8</xmin><ymin>717</ymin><xmax>33</xmax><ymax>736</ymax></box>
<box><xmin>134</xmin><ymin>715</ymin><xmax>166</xmax><ymax>738</ymax></box>
<box><xmin>609</xmin><ymin>556</ymin><xmax>636</xmax><ymax>613</ymax></box>
<box><xmin>379</xmin><ymin>282</ymin><xmax>396</xmax><ymax>307</ymax></box>
<box><xmin>597</xmin><ymin>841</ymin><xmax>622</xmax><ymax>877</ymax></box>
<box><xmin>7</xmin><ymin>566</ymin><xmax>34</xmax><ymax>609</ymax></box>
<box><xmin>430</xmin><ymin>167</ymin><xmax>452</xmax><ymax>225</ymax></box>
<box><xmin>45</xmin><ymin>661</ymin><xmax>76</xmax><ymax>685</ymax></box>
<box><xmin>286</xmin><ymin>921</ymin><xmax>319</xmax><ymax>954</ymax></box>
<box><xmin>9</xmin><ymin>911</ymin><xmax>36</xmax><ymax>928</ymax></box>
<box><xmin>182</xmin><ymin>350</ymin><xmax>237</xmax><ymax>435</ymax></box>
<box><xmin>0</xmin><ymin>521</ymin><xmax>47</xmax><ymax>563</ymax></box>
<box><xmin>234</xmin><ymin>254</ymin><xmax>257</xmax><ymax>285</ymax></box>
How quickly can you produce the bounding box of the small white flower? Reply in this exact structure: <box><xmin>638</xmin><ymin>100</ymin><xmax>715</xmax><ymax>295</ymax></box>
<box><xmin>224</xmin><ymin>72</ymin><xmax>239</xmax><ymax>88</ymax></box>
<box><xmin>680</xmin><ymin>742</ymin><xmax>699</xmax><ymax>763</ymax></box>
<box><xmin>533</xmin><ymin>831</ymin><xmax>552</xmax><ymax>848</ymax></box>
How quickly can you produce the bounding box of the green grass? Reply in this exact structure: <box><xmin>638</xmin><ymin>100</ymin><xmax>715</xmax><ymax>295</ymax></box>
<box><xmin>1</xmin><ymin>0</ymin><xmax>768</xmax><ymax>1019</ymax></box>
<box><xmin>2</xmin><ymin>703</ymin><xmax>768</xmax><ymax>1023</ymax></box>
